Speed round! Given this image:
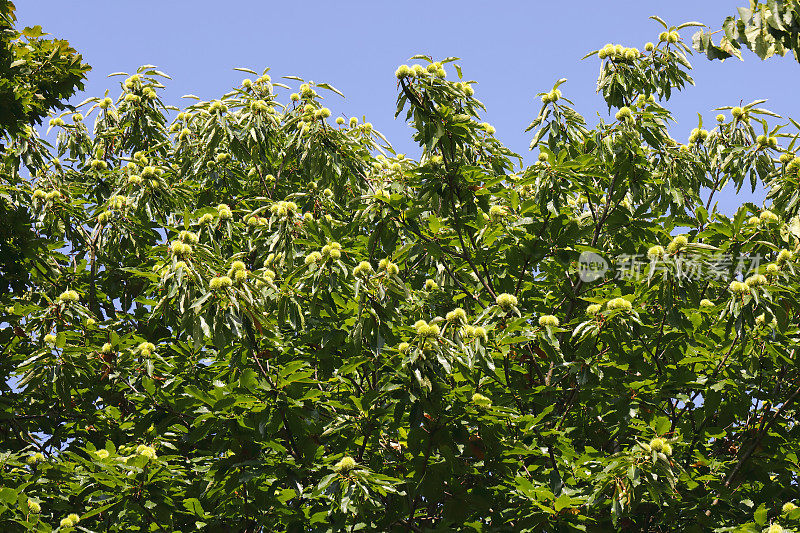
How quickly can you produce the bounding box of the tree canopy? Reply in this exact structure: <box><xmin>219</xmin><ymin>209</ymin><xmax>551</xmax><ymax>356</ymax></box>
<box><xmin>0</xmin><ymin>0</ymin><xmax>88</xmax><ymax>294</ymax></box>
<box><xmin>693</xmin><ymin>0</ymin><xmax>800</xmax><ymax>63</ymax></box>
<box><xmin>0</xmin><ymin>0</ymin><xmax>88</xmax><ymax>137</ymax></box>
<box><xmin>2</xmin><ymin>7</ymin><xmax>800</xmax><ymax>533</ymax></box>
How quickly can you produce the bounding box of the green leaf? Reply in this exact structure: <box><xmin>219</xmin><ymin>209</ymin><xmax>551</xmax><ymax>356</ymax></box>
<box><xmin>183</xmin><ymin>498</ymin><xmax>206</xmax><ymax>517</ymax></box>
<box><xmin>754</xmin><ymin>503</ymin><xmax>767</xmax><ymax>525</ymax></box>
<box><xmin>554</xmin><ymin>494</ymin><xmax>571</xmax><ymax>512</ymax></box>
<box><xmin>0</xmin><ymin>488</ymin><xmax>17</xmax><ymax>504</ymax></box>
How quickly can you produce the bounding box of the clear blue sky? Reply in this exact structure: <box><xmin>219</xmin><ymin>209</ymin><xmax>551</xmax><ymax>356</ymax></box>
<box><xmin>19</xmin><ymin>1</ymin><xmax>800</xmax><ymax>211</ymax></box>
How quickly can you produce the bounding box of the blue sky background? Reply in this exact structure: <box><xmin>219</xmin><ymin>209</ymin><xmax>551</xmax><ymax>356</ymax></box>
<box><xmin>19</xmin><ymin>1</ymin><xmax>800</xmax><ymax>212</ymax></box>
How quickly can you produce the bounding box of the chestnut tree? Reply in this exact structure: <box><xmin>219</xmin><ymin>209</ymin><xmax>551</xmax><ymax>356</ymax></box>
<box><xmin>2</xmin><ymin>12</ymin><xmax>800</xmax><ymax>533</ymax></box>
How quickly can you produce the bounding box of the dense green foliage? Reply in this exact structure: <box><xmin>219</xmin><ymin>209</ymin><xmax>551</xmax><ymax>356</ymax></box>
<box><xmin>2</xmin><ymin>9</ymin><xmax>800</xmax><ymax>533</ymax></box>
<box><xmin>0</xmin><ymin>0</ymin><xmax>89</xmax><ymax>294</ymax></box>
<box><xmin>0</xmin><ymin>1</ymin><xmax>88</xmax><ymax>137</ymax></box>
<box><xmin>694</xmin><ymin>0</ymin><xmax>800</xmax><ymax>62</ymax></box>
